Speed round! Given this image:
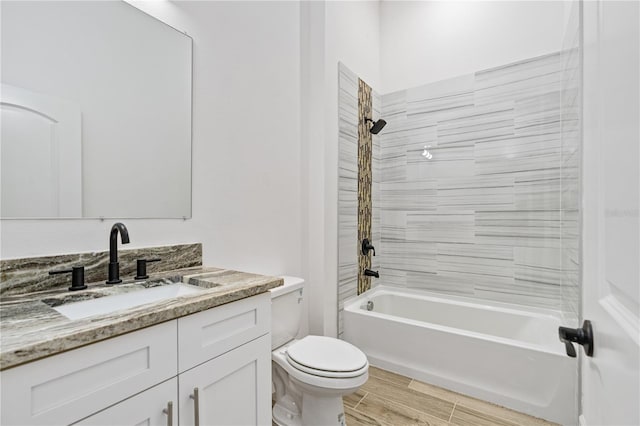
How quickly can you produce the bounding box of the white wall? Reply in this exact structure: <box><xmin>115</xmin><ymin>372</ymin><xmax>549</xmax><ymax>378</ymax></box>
<box><xmin>302</xmin><ymin>1</ymin><xmax>380</xmax><ymax>336</ymax></box>
<box><xmin>380</xmin><ymin>1</ymin><xmax>566</xmax><ymax>93</ymax></box>
<box><xmin>0</xmin><ymin>2</ymin><xmax>303</xmax><ymax>283</ymax></box>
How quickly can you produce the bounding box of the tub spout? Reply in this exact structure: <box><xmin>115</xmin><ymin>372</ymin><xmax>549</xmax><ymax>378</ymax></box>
<box><xmin>364</xmin><ymin>269</ymin><xmax>379</xmax><ymax>278</ymax></box>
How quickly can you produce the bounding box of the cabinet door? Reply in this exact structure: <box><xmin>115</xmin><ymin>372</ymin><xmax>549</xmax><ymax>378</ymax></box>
<box><xmin>73</xmin><ymin>378</ymin><xmax>177</xmax><ymax>426</ymax></box>
<box><xmin>179</xmin><ymin>334</ymin><xmax>271</xmax><ymax>426</ymax></box>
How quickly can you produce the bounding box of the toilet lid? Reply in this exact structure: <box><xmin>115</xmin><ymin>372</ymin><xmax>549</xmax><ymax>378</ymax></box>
<box><xmin>286</xmin><ymin>336</ymin><xmax>368</xmax><ymax>378</ymax></box>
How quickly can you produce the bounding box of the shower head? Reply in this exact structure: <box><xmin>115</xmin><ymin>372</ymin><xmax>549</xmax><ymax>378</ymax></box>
<box><xmin>365</xmin><ymin>118</ymin><xmax>387</xmax><ymax>135</ymax></box>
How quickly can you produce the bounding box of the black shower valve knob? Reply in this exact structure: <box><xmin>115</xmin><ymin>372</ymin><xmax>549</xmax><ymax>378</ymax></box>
<box><xmin>362</xmin><ymin>238</ymin><xmax>376</xmax><ymax>256</ymax></box>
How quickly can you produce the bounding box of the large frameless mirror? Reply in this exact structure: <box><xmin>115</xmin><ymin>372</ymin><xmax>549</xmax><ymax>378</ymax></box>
<box><xmin>1</xmin><ymin>1</ymin><xmax>192</xmax><ymax>219</ymax></box>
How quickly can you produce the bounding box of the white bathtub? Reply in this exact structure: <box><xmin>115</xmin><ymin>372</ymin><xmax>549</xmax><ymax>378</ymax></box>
<box><xmin>343</xmin><ymin>286</ymin><xmax>577</xmax><ymax>425</ymax></box>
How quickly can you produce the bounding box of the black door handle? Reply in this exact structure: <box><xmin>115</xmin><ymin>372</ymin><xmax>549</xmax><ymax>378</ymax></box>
<box><xmin>559</xmin><ymin>320</ymin><xmax>594</xmax><ymax>358</ymax></box>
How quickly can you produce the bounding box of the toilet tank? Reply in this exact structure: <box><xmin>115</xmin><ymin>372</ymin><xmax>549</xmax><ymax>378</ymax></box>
<box><xmin>270</xmin><ymin>276</ymin><xmax>305</xmax><ymax>350</ymax></box>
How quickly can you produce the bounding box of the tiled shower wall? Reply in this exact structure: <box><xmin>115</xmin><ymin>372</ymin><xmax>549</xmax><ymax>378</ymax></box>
<box><xmin>379</xmin><ymin>52</ymin><xmax>569</xmax><ymax>310</ymax></box>
<box><xmin>338</xmin><ymin>50</ymin><xmax>581</xmax><ymax>334</ymax></box>
<box><xmin>560</xmin><ymin>1</ymin><xmax>582</xmax><ymax>324</ymax></box>
<box><xmin>338</xmin><ymin>63</ymin><xmax>380</xmax><ymax>337</ymax></box>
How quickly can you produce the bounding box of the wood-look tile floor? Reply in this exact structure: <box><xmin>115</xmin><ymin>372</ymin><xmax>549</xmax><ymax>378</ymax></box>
<box><xmin>343</xmin><ymin>366</ymin><xmax>559</xmax><ymax>426</ymax></box>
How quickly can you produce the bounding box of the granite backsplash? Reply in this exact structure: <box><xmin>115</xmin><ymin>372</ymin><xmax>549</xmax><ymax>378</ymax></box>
<box><xmin>0</xmin><ymin>243</ymin><xmax>202</xmax><ymax>296</ymax></box>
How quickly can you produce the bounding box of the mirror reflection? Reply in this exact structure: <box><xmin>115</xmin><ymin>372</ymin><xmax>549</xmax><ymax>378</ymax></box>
<box><xmin>1</xmin><ymin>1</ymin><xmax>192</xmax><ymax>219</ymax></box>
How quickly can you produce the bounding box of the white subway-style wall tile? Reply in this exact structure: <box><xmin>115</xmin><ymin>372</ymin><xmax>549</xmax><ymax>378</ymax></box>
<box><xmin>381</xmin><ymin>89</ymin><xmax>408</xmax><ymax>121</ymax></box>
<box><xmin>337</xmin><ymin>63</ymin><xmax>360</xmax><ymax>336</ymax></box>
<box><xmin>435</xmin><ymin>103</ymin><xmax>515</xmax><ymax>147</ymax></box>
<box><xmin>436</xmin><ymin>176</ymin><xmax>515</xmax><ymax>211</ymax></box>
<box><xmin>407</xmin><ymin>74</ymin><xmax>475</xmax><ymax>119</ymax></box>
<box><xmin>559</xmin><ymin>3</ymin><xmax>582</xmax><ymax>321</ymax></box>
<box><xmin>406</xmin><ymin>211</ymin><xmax>475</xmax><ymax>244</ymax></box>
<box><xmin>474</xmin><ymin>52</ymin><xmax>564</xmax><ymax>106</ymax></box>
<box><xmin>339</xmin><ymin>48</ymin><xmax>580</xmax><ymax>319</ymax></box>
<box><xmin>436</xmin><ymin>243</ymin><xmax>514</xmax><ymax>279</ymax></box>
<box><xmin>380</xmin><ymin>240</ymin><xmax>437</xmax><ymax>274</ymax></box>
<box><xmin>380</xmin><ymin>180</ymin><xmax>437</xmax><ymax>211</ymax></box>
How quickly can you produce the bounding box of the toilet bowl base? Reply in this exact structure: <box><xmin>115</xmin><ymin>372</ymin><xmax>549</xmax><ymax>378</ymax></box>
<box><xmin>301</xmin><ymin>393</ymin><xmax>347</xmax><ymax>426</ymax></box>
<box><xmin>273</xmin><ymin>391</ymin><xmax>347</xmax><ymax>426</ymax></box>
<box><xmin>273</xmin><ymin>394</ymin><xmax>302</xmax><ymax>426</ymax></box>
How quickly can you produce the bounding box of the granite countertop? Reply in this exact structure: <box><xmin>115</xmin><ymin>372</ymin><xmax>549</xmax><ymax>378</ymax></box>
<box><xmin>0</xmin><ymin>267</ymin><xmax>283</xmax><ymax>370</ymax></box>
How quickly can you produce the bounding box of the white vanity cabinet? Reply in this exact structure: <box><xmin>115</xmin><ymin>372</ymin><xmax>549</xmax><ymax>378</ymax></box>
<box><xmin>0</xmin><ymin>292</ymin><xmax>271</xmax><ymax>426</ymax></box>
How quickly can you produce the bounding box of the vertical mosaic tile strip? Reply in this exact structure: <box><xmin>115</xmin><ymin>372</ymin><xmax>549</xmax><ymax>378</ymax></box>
<box><xmin>337</xmin><ymin>63</ymin><xmax>381</xmax><ymax>336</ymax></box>
<box><xmin>378</xmin><ymin>51</ymin><xmax>568</xmax><ymax>310</ymax></box>
<box><xmin>357</xmin><ymin>79</ymin><xmax>373</xmax><ymax>295</ymax></box>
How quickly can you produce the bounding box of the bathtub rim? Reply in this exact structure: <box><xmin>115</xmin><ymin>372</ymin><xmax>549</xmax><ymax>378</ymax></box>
<box><xmin>343</xmin><ymin>285</ymin><xmax>567</xmax><ymax>357</ymax></box>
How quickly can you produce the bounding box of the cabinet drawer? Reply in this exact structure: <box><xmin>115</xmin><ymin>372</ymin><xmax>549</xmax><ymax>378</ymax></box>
<box><xmin>178</xmin><ymin>292</ymin><xmax>270</xmax><ymax>372</ymax></box>
<box><xmin>1</xmin><ymin>320</ymin><xmax>177</xmax><ymax>426</ymax></box>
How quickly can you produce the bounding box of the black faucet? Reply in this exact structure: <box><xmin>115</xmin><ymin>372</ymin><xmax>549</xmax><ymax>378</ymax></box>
<box><xmin>106</xmin><ymin>223</ymin><xmax>130</xmax><ymax>284</ymax></box>
<box><xmin>364</xmin><ymin>269</ymin><xmax>379</xmax><ymax>278</ymax></box>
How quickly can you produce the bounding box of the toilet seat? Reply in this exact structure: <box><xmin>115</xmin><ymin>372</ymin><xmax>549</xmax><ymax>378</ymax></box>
<box><xmin>272</xmin><ymin>338</ymin><xmax>369</xmax><ymax>391</ymax></box>
<box><xmin>285</xmin><ymin>336</ymin><xmax>368</xmax><ymax>378</ymax></box>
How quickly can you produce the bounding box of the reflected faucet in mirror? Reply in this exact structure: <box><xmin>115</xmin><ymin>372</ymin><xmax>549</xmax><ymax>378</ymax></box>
<box><xmin>106</xmin><ymin>223</ymin><xmax>130</xmax><ymax>284</ymax></box>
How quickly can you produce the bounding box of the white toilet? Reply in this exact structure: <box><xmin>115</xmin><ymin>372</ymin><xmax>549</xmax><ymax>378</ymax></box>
<box><xmin>270</xmin><ymin>277</ymin><xmax>369</xmax><ymax>426</ymax></box>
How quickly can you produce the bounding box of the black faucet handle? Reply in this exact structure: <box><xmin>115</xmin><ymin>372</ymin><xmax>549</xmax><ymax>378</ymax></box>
<box><xmin>49</xmin><ymin>266</ymin><xmax>87</xmax><ymax>291</ymax></box>
<box><xmin>362</xmin><ymin>238</ymin><xmax>376</xmax><ymax>256</ymax></box>
<box><xmin>135</xmin><ymin>258</ymin><xmax>162</xmax><ymax>280</ymax></box>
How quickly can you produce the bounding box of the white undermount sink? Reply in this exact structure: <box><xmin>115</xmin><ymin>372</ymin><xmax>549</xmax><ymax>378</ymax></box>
<box><xmin>54</xmin><ymin>283</ymin><xmax>204</xmax><ymax>320</ymax></box>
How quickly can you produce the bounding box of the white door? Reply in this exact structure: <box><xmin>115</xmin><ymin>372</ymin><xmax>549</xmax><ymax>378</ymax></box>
<box><xmin>73</xmin><ymin>378</ymin><xmax>177</xmax><ymax>426</ymax></box>
<box><xmin>0</xmin><ymin>84</ymin><xmax>82</xmax><ymax>217</ymax></box>
<box><xmin>179</xmin><ymin>334</ymin><xmax>272</xmax><ymax>426</ymax></box>
<box><xmin>581</xmin><ymin>1</ymin><xmax>640</xmax><ymax>425</ymax></box>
